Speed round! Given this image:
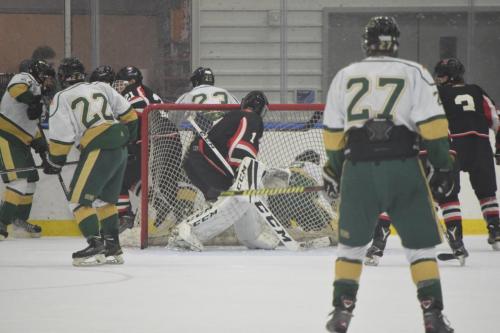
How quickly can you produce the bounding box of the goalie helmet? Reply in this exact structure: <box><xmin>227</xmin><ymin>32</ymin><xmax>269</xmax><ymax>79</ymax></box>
<box><xmin>58</xmin><ymin>57</ymin><xmax>85</xmax><ymax>88</ymax></box>
<box><xmin>28</xmin><ymin>59</ymin><xmax>53</xmax><ymax>84</ymax></box>
<box><xmin>241</xmin><ymin>90</ymin><xmax>269</xmax><ymax>117</ymax></box>
<box><xmin>89</xmin><ymin>65</ymin><xmax>115</xmax><ymax>84</ymax></box>
<box><xmin>113</xmin><ymin>66</ymin><xmax>142</xmax><ymax>94</ymax></box>
<box><xmin>362</xmin><ymin>16</ymin><xmax>400</xmax><ymax>56</ymax></box>
<box><xmin>190</xmin><ymin>67</ymin><xmax>215</xmax><ymax>87</ymax></box>
<box><xmin>434</xmin><ymin>58</ymin><xmax>465</xmax><ymax>85</ymax></box>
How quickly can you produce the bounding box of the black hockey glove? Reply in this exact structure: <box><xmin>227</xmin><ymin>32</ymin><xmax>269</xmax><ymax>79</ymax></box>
<box><xmin>30</xmin><ymin>137</ymin><xmax>48</xmax><ymax>155</ymax></box>
<box><xmin>42</xmin><ymin>153</ymin><xmax>62</xmax><ymax>175</ymax></box>
<box><xmin>322</xmin><ymin>164</ymin><xmax>340</xmax><ymax>201</ymax></box>
<box><xmin>27</xmin><ymin>97</ymin><xmax>43</xmax><ymax>120</ymax></box>
<box><xmin>428</xmin><ymin>167</ymin><xmax>454</xmax><ymax>202</ymax></box>
<box><xmin>495</xmin><ymin>148</ymin><xmax>500</xmax><ymax>166</ymax></box>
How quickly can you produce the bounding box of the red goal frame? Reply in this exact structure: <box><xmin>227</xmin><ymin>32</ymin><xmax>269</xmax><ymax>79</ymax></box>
<box><xmin>140</xmin><ymin>103</ymin><xmax>325</xmax><ymax>249</ymax></box>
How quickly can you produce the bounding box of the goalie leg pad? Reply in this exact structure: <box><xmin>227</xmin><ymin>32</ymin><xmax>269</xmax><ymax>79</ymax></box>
<box><xmin>234</xmin><ymin>208</ymin><xmax>280</xmax><ymax>250</ymax></box>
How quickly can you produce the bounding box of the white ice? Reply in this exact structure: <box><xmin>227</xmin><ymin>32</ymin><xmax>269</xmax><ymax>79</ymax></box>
<box><xmin>0</xmin><ymin>235</ymin><xmax>498</xmax><ymax>333</ymax></box>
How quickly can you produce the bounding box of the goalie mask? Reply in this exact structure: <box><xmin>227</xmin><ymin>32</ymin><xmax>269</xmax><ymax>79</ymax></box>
<box><xmin>190</xmin><ymin>67</ymin><xmax>215</xmax><ymax>87</ymax></box>
<box><xmin>113</xmin><ymin>66</ymin><xmax>143</xmax><ymax>93</ymax></box>
<box><xmin>89</xmin><ymin>65</ymin><xmax>115</xmax><ymax>85</ymax></box>
<box><xmin>58</xmin><ymin>57</ymin><xmax>85</xmax><ymax>88</ymax></box>
<box><xmin>434</xmin><ymin>58</ymin><xmax>465</xmax><ymax>85</ymax></box>
<box><xmin>28</xmin><ymin>59</ymin><xmax>54</xmax><ymax>84</ymax></box>
<box><xmin>362</xmin><ymin>16</ymin><xmax>400</xmax><ymax>57</ymax></box>
<box><xmin>241</xmin><ymin>90</ymin><xmax>269</xmax><ymax>118</ymax></box>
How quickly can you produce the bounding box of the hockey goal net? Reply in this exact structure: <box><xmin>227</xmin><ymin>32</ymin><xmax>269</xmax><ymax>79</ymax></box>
<box><xmin>121</xmin><ymin>104</ymin><xmax>338</xmax><ymax>248</ymax></box>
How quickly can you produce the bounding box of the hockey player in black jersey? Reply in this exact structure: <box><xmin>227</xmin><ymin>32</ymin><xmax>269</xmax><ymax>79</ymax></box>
<box><xmin>112</xmin><ymin>66</ymin><xmax>183</xmax><ymax>230</ymax></box>
<box><xmin>434</xmin><ymin>58</ymin><xmax>500</xmax><ymax>251</ymax></box>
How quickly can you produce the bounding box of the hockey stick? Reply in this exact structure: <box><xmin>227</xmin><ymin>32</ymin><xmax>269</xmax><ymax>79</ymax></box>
<box><xmin>220</xmin><ymin>185</ymin><xmax>324</xmax><ymax>197</ymax></box>
<box><xmin>0</xmin><ymin>160</ymin><xmax>78</xmax><ymax>175</ymax></box>
<box><xmin>187</xmin><ymin>115</ymin><xmax>234</xmax><ymax>176</ymax></box>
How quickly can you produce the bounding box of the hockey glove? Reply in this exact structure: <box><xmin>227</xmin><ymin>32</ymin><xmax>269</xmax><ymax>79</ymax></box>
<box><xmin>27</xmin><ymin>98</ymin><xmax>43</xmax><ymax>120</ymax></box>
<box><xmin>495</xmin><ymin>149</ymin><xmax>500</xmax><ymax>166</ymax></box>
<box><xmin>30</xmin><ymin>137</ymin><xmax>48</xmax><ymax>155</ymax></box>
<box><xmin>322</xmin><ymin>164</ymin><xmax>340</xmax><ymax>201</ymax></box>
<box><xmin>42</xmin><ymin>153</ymin><xmax>62</xmax><ymax>175</ymax></box>
<box><xmin>428</xmin><ymin>167</ymin><xmax>454</xmax><ymax>202</ymax></box>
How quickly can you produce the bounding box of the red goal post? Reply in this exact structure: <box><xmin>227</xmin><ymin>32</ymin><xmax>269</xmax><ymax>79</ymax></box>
<box><xmin>139</xmin><ymin>103</ymin><xmax>333</xmax><ymax>249</ymax></box>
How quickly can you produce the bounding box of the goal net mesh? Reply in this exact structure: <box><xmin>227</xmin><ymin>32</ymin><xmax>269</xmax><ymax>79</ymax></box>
<box><xmin>120</xmin><ymin>104</ymin><xmax>338</xmax><ymax>248</ymax></box>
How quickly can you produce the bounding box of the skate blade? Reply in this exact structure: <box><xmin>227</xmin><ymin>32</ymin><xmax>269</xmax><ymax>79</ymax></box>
<box><xmin>73</xmin><ymin>254</ymin><xmax>106</xmax><ymax>267</ymax></box>
<box><xmin>492</xmin><ymin>242</ymin><xmax>500</xmax><ymax>251</ymax></box>
<box><xmin>364</xmin><ymin>256</ymin><xmax>380</xmax><ymax>266</ymax></box>
<box><xmin>106</xmin><ymin>254</ymin><xmax>124</xmax><ymax>265</ymax></box>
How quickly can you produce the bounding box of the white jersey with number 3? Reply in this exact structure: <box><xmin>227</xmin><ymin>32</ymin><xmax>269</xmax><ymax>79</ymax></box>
<box><xmin>323</xmin><ymin>56</ymin><xmax>445</xmax><ymax>132</ymax></box>
<box><xmin>48</xmin><ymin>82</ymin><xmax>131</xmax><ymax>145</ymax></box>
<box><xmin>175</xmin><ymin>85</ymin><xmax>239</xmax><ymax>104</ymax></box>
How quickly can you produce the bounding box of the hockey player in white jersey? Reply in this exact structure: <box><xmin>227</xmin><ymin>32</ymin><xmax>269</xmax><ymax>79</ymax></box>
<box><xmin>43</xmin><ymin>57</ymin><xmax>138</xmax><ymax>266</ymax></box>
<box><xmin>0</xmin><ymin>60</ymin><xmax>54</xmax><ymax>240</ymax></box>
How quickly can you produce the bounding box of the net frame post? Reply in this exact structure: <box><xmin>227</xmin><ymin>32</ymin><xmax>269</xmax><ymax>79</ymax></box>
<box><xmin>140</xmin><ymin>103</ymin><xmax>325</xmax><ymax>249</ymax></box>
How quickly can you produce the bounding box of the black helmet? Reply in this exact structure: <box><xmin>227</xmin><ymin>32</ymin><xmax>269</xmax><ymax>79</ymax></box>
<box><xmin>362</xmin><ymin>16</ymin><xmax>400</xmax><ymax>56</ymax></box>
<box><xmin>58</xmin><ymin>57</ymin><xmax>85</xmax><ymax>88</ymax></box>
<box><xmin>241</xmin><ymin>90</ymin><xmax>269</xmax><ymax>117</ymax></box>
<box><xmin>19</xmin><ymin>59</ymin><xmax>33</xmax><ymax>73</ymax></box>
<box><xmin>294</xmin><ymin>150</ymin><xmax>321</xmax><ymax>165</ymax></box>
<box><xmin>28</xmin><ymin>59</ymin><xmax>53</xmax><ymax>84</ymax></box>
<box><xmin>434</xmin><ymin>58</ymin><xmax>465</xmax><ymax>85</ymax></box>
<box><xmin>89</xmin><ymin>65</ymin><xmax>115</xmax><ymax>84</ymax></box>
<box><xmin>116</xmin><ymin>66</ymin><xmax>143</xmax><ymax>84</ymax></box>
<box><xmin>190</xmin><ymin>67</ymin><xmax>215</xmax><ymax>87</ymax></box>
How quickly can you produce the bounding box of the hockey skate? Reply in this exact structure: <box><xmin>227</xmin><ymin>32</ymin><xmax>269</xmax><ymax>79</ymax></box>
<box><xmin>72</xmin><ymin>236</ymin><xmax>106</xmax><ymax>266</ymax></box>
<box><xmin>487</xmin><ymin>223</ymin><xmax>500</xmax><ymax>251</ymax></box>
<box><xmin>0</xmin><ymin>222</ymin><xmax>8</xmax><ymax>240</ymax></box>
<box><xmin>326</xmin><ymin>296</ymin><xmax>355</xmax><ymax>333</ymax></box>
<box><xmin>12</xmin><ymin>219</ymin><xmax>42</xmax><ymax>238</ymax></box>
<box><xmin>166</xmin><ymin>221</ymin><xmax>204</xmax><ymax>252</ymax></box>
<box><xmin>364</xmin><ymin>223</ymin><xmax>390</xmax><ymax>266</ymax></box>
<box><xmin>449</xmin><ymin>239</ymin><xmax>469</xmax><ymax>266</ymax></box>
<box><xmin>118</xmin><ymin>212</ymin><xmax>135</xmax><ymax>234</ymax></box>
<box><xmin>364</xmin><ymin>245</ymin><xmax>384</xmax><ymax>266</ymax></box>
<box><xmin>103</xmin><ymin>235</ymin><xmax>124</xmax><ymax>264</ymax></box>
<box><xmin>423</xmin><ymin>310</ymin><xmax>454</xmax><ymax>333</ymax></box>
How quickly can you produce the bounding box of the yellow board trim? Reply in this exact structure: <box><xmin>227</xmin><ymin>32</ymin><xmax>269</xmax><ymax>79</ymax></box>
<box><xmin>49</xmin><ymin>140</ymin><xmax>73</xmax><ymax>156</ymax></box>
<box><xmin>4</xmin><ymin>189</ymin><xmax>33</xmax><ymax>205</ymax></box>
<box><xmin>70</xmin><ymin>149</ymin><xmax>100</xmax><ymax>203</ymax></box>
<box><xmin>0</xmin><ymin>136</ymin><xmax>17</xmax><ymax>181</ymax></box>
<box><xmin>8</xmin><ymin>83</ymin><xmax>29</xmax><ymax>98</ymax></box>
<box><xmin>79</xmin><ymin>124</ymin><xmax>112</xmax><ymax>149</ymax></box>
<box><xmin>0</xmin><ymin>116</ymin><xmax>33</xmax><ymax>145</ymax></box>
<box><xmin>411</xmin><ymin>260</ymin><xmax>440</xmax><ymax>284</ymax></box>
<box><xmin>323</xmin><ymin>129</ymin><xmax>345</xmax><ymax>151</ymax></box>
<box><xmin>335</xmin><ymin>259</ymin><xmax>363</xmax><ymax>282</ymax></box>
<box><xmin>96</xmin><ymin>204</ymin><xmax>118</xmax><ymax>221</ymax></box>
<box><xmin>418</xmin><ymin>118</ymin><xmax>449</xmax><ymax>140</ymax></box>
<box><xmin>74</xmin><ymin>206</ymin><xmax>96</xmax><ymax>224</ymax></box>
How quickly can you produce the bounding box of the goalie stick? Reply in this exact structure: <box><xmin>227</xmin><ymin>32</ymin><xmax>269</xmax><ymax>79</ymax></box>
<box><xmin>220</xmin><ymin>185</ymin><xmax>324</xmax><ymax>197</ymax></box>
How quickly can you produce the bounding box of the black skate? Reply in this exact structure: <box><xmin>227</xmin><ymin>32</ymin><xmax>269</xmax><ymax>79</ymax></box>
<box><xmin>364</xmin><ymin>245</ymin><xmax>384</xmax><ymax>266</ymax></box>
<box><xmin>103</xmin><ymin>235</ymin><xmax>124</xmax><ymax>264</ymax></box>
<box><xmin>72</xmin><ymin>236</ymin><xmax>106</xmax><ymax>266</ymax></box>
<box><xmin>424</xmin><ymin>310</ymin><xmax>454</xmax><ymax>333</ymax></box>
<box><xmin>487</xmin><ymin>223</ymin><xmax>500</xmax><ymax>251</ymax></box>
<box><xmin>118</xmin><ymin>213</ymin><xmax>135</xmax><ymax>234</ymax></box>
<box><xmin>364</xmin><ymin>223</ymin><xmax>391</xmax><ymax>266</ymax></box>
<box><xmin>449</xmin><ymin>239</ymin><xmax>469</xmax><ymax>266</ymax></box>
<box><xmin>326</xmin><ymin>296</ymin><xmax>355</xmax><ymax>333</ymax></box>
<box><xmin>0</xmin><ymin>222</ymin><xmax>8</xmax><ymax>240</ymax></box>
<box><xmin>12</xmin><ymin>219</ymin><xmax>42</xmax><ymax>238</ymax></box>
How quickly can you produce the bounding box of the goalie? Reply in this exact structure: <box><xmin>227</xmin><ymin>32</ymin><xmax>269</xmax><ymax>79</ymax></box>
<box><xmin>168</xmin><ymin>91</ymin><xmax>283</xmax><ymax>250</ymax></box>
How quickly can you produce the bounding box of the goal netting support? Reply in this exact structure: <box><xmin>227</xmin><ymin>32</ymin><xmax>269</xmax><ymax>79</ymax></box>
<box><xmin>120</xmin><ymin>103</ymin><xmax>338</xmax><ymax>249</ymax></box>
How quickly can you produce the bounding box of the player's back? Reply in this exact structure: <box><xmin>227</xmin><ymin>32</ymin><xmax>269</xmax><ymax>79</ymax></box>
<box><xmin>330</xmin><ymin>56</ymin><xmax>440</xmax><ymax>133</ymax></box>
<box><xmin>438</xmin><ymin>83</ymin><xmax>492</xmax><ymax>137</ymax></box>
<box><xmin>176</xmin><ymin>85</ymin><xmax>239</xmax><ymax>104</ymax></box>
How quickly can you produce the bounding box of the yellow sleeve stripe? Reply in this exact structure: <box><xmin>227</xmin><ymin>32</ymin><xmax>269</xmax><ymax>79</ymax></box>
<box><xmin>410</xmin><ymin>259</ymin><xmax>440</xmax><ymax>285</ymax></box>
<box><xmin>8</xmin><ymin>83</ymin><xmax>29</xmax><ymax>98</ymax></box>
<box><xmin>323</xmin><ymin>128</ymin><xmax>346</xmax><ymax>151</ymax></box>
<box><xmin>417</xmin><ymin>116</ymin><xmax>449</xmax><ymax>140</ymax></box>
<box><xmin>118</xmin><ymin>108</ymin><xmax>138</xmax><ymax>124</ymax></box>
<box><xmin>49</xmin><ymin>140</ymin><xmax>73</xmax><ymax>156</ymax></box>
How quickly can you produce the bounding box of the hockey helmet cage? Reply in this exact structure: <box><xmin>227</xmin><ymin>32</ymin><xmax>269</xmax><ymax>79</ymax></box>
<box><xmin>116</xmin><ymin>66</ymin><xmax>143</xmax><ymax>84</ymax></box>
<box><xmin>58</xmin><ymin>57</ymin><xmax>85</xmax><ymax>88</ymax></box>
<box><xmin>89</xmin><ymin>65</ymin><xmax>115</xmax><ymax>84</ymax></box>
<box><xmin>241</xmin><ymin>90</ymin><xmax>269</xmax><ymax>117</ymax></box>
<box><xmin>434</xmin><ymin>58</ymin><xmax>465</xmax><ymax>85</ymax></box>
<box><xmin>362</xmin><ymin>16</ymin><xmax>400</xmax><ymax>56</ymax></box>
<box><xmin>28</xmin><ymin>59</ymin><xmax>54</xmax><ymax>84</ymax></box>
<box><xmin>294</xmin><ymin>150</ymin><xmax>321</xmax><ymax>165</ymax></box>
<box><xmin>190</xmin><ymin>67</ymin><xmax>215</xmax><ymax>87</ymax></box>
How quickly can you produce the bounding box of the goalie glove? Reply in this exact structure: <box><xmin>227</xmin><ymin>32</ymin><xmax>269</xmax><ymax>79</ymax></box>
<box><xmin>322</xmin><ymin>164</ymin><xmax>340</xmax><ymax>201</ymax></box>
<box><xmin>427</xmin><ymin>164</ymin><xmax>454</xmax><ymax>202</ymax></box>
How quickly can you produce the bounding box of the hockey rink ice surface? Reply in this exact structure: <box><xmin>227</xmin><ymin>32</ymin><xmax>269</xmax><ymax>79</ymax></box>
<box><xmin>0</xmin><ymin>236</ymin><xmax>498</xmax><ymax>333</ymax></box>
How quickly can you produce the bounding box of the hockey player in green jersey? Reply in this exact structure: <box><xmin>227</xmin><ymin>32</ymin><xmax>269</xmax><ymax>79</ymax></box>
<box><xmin>0</xmin><ymin>59</ymin><xmax>54</xmax><ymax>240</ymax></box>
<box><xmin>323</xmin><ymin>17</ymin><xmax>454</xmax><ymax>333</ymax></box>
<box><xmin>43</xmin><ymin>57</ymin><xmax>138</xmax><ymax>266</ymax></box>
